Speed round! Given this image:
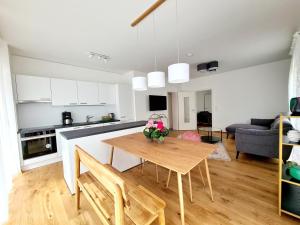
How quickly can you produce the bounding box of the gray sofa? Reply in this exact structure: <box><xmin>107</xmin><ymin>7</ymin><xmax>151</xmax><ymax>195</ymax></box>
<box><xmin>226</xmin><ymin>117</ymin><xmax>293</xmax><ymax>160</ymax></box>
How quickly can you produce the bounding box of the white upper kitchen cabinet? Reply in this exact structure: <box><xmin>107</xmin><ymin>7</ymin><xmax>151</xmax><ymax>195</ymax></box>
<box><xmin>51</xmin><ymin>78</ymin><xmax>78</xmax><ymax>106</ymax></box>
<box><xmin>116</xmin><ymin>84</ymin><xmax>134</xmax><ymax>121</ymax></box>
<box><xmin>16</xmin><ymin>75</ymin><xmax>51</xmax><ymax>102</ymax></box>
<box><xmin>77</xmin><ymin>81</ymin><xmax>98</xmax><ymax>105</ymax></box>
<box><xmin>98</xmin><ymin>83</ymin><xmax>116</xmax><ymax>105</ymax></box>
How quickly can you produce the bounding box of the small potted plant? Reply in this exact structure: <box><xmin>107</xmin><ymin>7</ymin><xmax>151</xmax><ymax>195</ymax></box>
<box><xmin>143</xmin><ymin>114</ymin><xmax>169</xmax><ymax>143</ymax></box>
<box><xmin>287</xmin><ymin>161</ymin><xmax>300</xmax><ymax>181</ymax></box>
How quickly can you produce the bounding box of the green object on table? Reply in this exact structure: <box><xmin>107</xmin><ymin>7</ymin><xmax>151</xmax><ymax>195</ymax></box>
<box><xmin>289</xmin><ymin>165</ymin><xmax>300</xmax><ymax>181</ymax></box>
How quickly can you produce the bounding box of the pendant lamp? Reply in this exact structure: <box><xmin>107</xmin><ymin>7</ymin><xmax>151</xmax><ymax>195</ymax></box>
<box><xmin>147</xmin><ymin>13</ymin><xmax>165</xmax><ymax>88</ymax></box>
<box><xmin>132</xmin><ymin>26</ymin><xmax>148</xmax><ymax>91</ymax></box>
<box><xmin>168</xmin><ymin>0</ymin><xmax>189</xmax><ymax>83</ymax></box>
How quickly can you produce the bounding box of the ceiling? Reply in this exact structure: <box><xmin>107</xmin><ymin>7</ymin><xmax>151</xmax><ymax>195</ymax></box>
<box><xmin>0</xmin><ymin>0</ymin><xmax>299</xmax><ymax>78</ymax></box>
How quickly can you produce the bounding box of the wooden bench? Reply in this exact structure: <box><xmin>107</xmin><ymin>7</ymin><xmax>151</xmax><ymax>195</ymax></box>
<box><xmin>75</xmin><ymin>145</ymin><xmax>166</xmax><ymax>225</ymax></box>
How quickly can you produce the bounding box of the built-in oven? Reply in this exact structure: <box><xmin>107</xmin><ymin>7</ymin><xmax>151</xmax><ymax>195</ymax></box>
<box><xmin>20</xmin><ymin>129</ymin><xmax>57</xmax><ymax>160</ymax></box>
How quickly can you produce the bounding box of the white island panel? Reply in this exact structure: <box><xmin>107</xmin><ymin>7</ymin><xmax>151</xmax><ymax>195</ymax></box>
<box><xmin>61</xmin><ymin>126</ymin><xmax>144</xmax><ymax>194</ymax></box>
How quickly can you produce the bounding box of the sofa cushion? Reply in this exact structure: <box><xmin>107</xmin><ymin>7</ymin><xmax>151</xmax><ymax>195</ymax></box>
<box><xmin>226</xmin><ymin>124</ymin><xmax>268</xmax><ymax>134</ymax></box>
<box><xmin>250</xmin><ymin>118</ymin><xmax>274</xmax><ymax>127</ymax></box>
<box><xmin>270</xmin><ymin>118</ymin><xmax>293</xmax><ymax>130</ymax></box>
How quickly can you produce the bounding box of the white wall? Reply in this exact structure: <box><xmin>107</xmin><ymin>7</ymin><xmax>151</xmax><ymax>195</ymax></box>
<box><xmin>181</xmin><ymin>59</ymin><xmax>290</xmax><ymax>130</ymax></box>
<box><xmin>11</xmin><ymin>55</ymin><xmax>130</xmax><ymax>83</ymax></box>
<box><xmin>11</xmin><ymin>56</ymin><xmax>131</xmax><ymax>128</ymax></box>
<box><xmin>132</xmin><ymin>70</ymin><xmax>179</xmax><ymax>127</ymax></box>
<box><xmin>17</xmin><ymin>103</ymin><xmax>116</xmax><ymax>128</ymax></box>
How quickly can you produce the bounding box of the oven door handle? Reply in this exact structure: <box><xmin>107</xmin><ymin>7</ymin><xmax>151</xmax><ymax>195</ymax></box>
<box><xmin>20</xmin><ymin>133</ymin><xmax>56</xmax><ymax>141</ymax></box>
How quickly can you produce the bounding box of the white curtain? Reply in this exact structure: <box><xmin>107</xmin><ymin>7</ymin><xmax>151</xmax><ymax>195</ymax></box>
<box><xmin>288</xmin><ymin>32</ymin><xmax>300</xmax><ymax>104</ymax></box>
<box><xmin>0</xmin><ymin>40</ymin><xmax>21</xmax><ymax>224</ymax></box>
<box><xmin>288</xmin><ymin>32</ymin><xmax>300</xmax><ymax>163</ymax></box>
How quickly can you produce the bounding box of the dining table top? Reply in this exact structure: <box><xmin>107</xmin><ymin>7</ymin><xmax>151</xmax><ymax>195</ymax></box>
<box><xmin>103</xmin><ymin>132</ymin><xmax>217</xmax><ymax>175</ymax></box>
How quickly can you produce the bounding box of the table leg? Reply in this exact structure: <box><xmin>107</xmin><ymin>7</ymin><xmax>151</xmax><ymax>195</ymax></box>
<box><xmin>166</xmin><ymin>170</ymin><xmax>172</xmax><ymax>188</ymax></box>
<box><xmin>204</xmin><ymin>159</ymin><xmax>214</xmax><ymax>201</ymax></box>
<box><xmin>109</xmin><ymin>146</ymin><xmax>114</xmax><ymax>165</ymax></box>
<box><xmin>221</xmin><ymin>130</ymin><xmax>223</xmax><ymax>142</ymax></box>
<box><xmin>155</xmin><ymin>164</ymin><xmax>159</xmax><ymax>183</ymax></box>
<box><xmin>177</xmin><ymin>173</ymin><xmax>185</xmax><ymax>225</ymax></box>
<box><xmin>140</xmin><ymin>158</ymin><xmax>144</xmax><ymax>174</ymax></box>
<box><xmin>188</xmin><ymin>172</ymin><xmax>193</xmax><ymax>202</ymax></box>
<box><xmin>198</xmin><ymin>164</ymin><xmax>205</xmax><ymax>187</ymax></box>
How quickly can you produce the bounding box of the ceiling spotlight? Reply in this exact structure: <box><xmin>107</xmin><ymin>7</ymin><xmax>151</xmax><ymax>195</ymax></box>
<box><xmin>186</xmin><ymin>52</ymin><xmax>193</xmax><ymax>57</ymax></box>
<box><xmin>87</xmin><ymin>51</ymin><xmax>111</xmax><ymax>62</ymax></box>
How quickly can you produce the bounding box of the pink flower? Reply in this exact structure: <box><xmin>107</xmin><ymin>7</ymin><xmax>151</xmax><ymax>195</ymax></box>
<box><xmin>146</xmin><ymin>119</ymin><xmax>154</xmax><ymax>128</ymax></box>
<box><xmin>157</xmin><ymin>121</ymin><xmax>164</xmax><ymax>131</ymax></box>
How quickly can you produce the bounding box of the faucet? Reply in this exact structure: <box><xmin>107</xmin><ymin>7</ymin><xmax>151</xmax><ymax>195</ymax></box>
<box><xmin>86</xmin><ymin>115</ymin><xmax>94</xmax><ymax>123</ymax></box>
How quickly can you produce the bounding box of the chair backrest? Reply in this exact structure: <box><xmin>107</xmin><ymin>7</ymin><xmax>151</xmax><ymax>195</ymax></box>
<box><xmin>75</xmin><ymin>145</ymin><xmax>130</xmax><ymax>225</ymax></box>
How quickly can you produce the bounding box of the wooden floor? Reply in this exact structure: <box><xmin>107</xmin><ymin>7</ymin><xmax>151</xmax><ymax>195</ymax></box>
<box><xmin>6</xmin><ymin>132</ymin><xmax>299</xmax><ymax>225</ymax></box>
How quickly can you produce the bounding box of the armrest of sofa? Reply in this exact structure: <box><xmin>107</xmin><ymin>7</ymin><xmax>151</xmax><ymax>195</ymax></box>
<box><xmin>250</xmin><ymin>118</ymin><xmax>274</xmax><ymax>127</ymax></box>
<box><xmin>235</xmin><ymin>128</ymin><xmax>279</xmax><ymax>158</ymax></box>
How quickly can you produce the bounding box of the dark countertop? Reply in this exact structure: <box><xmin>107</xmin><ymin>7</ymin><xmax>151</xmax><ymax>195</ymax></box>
<box><xmin>60</xmin><ymin>120</ymin><xmax>147</xmax><ymax>140</ymax></box>
<box><xmin>18</xmin><ymin>120</ymin><xmax>120</xmax><ymax>135</ymax></box>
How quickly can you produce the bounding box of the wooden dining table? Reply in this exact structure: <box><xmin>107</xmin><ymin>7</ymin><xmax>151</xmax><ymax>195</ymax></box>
<box><xmin>103</xmin><ymin>132</ymin><xmax>217</xmax><ymax>225</ymax></box>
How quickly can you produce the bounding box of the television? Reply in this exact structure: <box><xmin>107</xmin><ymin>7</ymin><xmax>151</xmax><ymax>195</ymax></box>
<box><xmin>149</xmin><ymin>95</ymin><xmax>167</xmax><ymax>111</ymax></box>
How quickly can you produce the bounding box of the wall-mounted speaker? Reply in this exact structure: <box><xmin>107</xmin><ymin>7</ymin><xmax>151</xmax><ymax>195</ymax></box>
<box><xmin>197</xmin><ymin>61</ymin><xmax>219</xmax><ymax>72</ymax></box>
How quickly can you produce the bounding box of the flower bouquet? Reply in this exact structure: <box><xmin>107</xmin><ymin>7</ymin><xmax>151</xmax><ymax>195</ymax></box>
<box><xmin>143</xmin><ymin>116</ymin><xmax>169</xmax><ymax>143</ymax></box>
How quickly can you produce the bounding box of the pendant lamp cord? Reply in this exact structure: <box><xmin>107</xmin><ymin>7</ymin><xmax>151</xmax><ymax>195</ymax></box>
<box><xmin>176</xmin><ymin>0</ymin><xmax>180</xmax><ymax>63</ymax></box>
<box><xmin>153</xmin><ymin>13</ymin><xmax>157</xmax><ymax>71</ymax></box>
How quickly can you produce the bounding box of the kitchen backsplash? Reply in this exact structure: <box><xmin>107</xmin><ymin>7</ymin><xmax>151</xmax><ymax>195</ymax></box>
<box><xmin>17</xmin><ymin>103</ymin><xmax>117</xmax><ymax>128</ymax></box>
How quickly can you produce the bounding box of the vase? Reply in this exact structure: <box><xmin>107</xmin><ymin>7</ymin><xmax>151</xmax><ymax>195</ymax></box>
<box><xmin>289</xmin><ymin>165</ymin><xmax>300</xmax><ymax>180</ymax></box>
<box><xmin>156</xmin><ymin>139</ymin><xmax>164</xmax><ymax>144</ymax></box>
<box><xmin>146</xmin><ymin>137</ymin><xmax>153</xmax><ymax>143</ymax></box>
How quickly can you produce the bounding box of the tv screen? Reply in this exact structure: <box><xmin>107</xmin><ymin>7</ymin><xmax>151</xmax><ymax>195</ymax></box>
<box><xmin>149</xmin><ymin>95</ymin><xmax>167</xmax><ymax>111</ymax></box>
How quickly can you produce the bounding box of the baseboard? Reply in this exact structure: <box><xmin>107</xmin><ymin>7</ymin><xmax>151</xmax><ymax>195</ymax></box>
<box><xmin>21</xmin><ymin>156</ymin><xmax>62</xmax><ymax>171</ymax></box>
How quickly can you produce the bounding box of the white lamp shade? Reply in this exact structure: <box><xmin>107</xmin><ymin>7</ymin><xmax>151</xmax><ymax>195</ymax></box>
<box><xmin>168</xmin><ymin>63</ymin><xmax>190</xmax><ymax>83</ymax></box>
<box><xmin>147</xmin><ymin>71</ymin><xmax>165</xmax><ymax>88</ymax></box>
<box><xmin>132</xmin><ymin>77</ymin><xmax>147</xmax><ymax>91</ymax></box>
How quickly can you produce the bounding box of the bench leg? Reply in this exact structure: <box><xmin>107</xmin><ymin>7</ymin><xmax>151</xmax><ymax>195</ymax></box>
<box><xmin>236</xmin><ymin>151</ymin><xmax>240</xmax><ymax>159</ymax></box>
<box><xmin>76</xmin><ymin>182</ymin><xmax>80</xmax><ymax>210</ymax></box>
<box><xmin>158</xmin><ymin>210</ymin><xmax>166</xmax><ymax>225</ymax></box>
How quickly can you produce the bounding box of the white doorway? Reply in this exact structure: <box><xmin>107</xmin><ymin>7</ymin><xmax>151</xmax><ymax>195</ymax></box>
<box><xmin>171</xmin><ymin>92</ymin><xmax>197</xmax><ymax>130</ymax></box>
<box><xmin>196</xmin><ymin>90</ymin><xmax>212</xmax><ymax>127</ymax></box>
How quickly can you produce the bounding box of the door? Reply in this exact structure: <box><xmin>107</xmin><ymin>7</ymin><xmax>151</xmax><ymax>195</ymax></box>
<box><xmin>178</xmin><ymin>92</ymin><xmax>197</xmax><ymax>130</ymax></box>
<box><xmin>77</xmin><ymin>81</ymin><xmax>98</xmax><ymax>105</ymax></box>
<box><xmin>16</xmin><ymin>75</ymin><xmax>51</xmax><ymax>102</ymax></box>
<box><xmin>98</xmin><ymin>83</ymin><xmax>116</xmax><ymax>105</ymax></box>
<box><xmin>51</xmin><ymin>78</ymin><xmax>78</xmax><ymax>106</ymax></box>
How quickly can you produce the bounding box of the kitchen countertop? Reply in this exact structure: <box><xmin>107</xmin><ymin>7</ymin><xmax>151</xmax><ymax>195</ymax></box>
<box><xmin>60</xmin><ymin>120</ymin><xmax>147</xmax><ymax>140</ymax></box>
<box><xmin>18</xmin><ymin>119</ymin><xmax>120</xmax><ymax>135</ymax></box>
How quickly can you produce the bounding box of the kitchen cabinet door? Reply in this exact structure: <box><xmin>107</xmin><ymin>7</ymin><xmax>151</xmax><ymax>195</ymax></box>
<box><xmin>16</xmin><ymin>75</ymin><xmax>51</xmax><ymax>102</ymax></box>
<box><xmin>98</xmin><ymin>83</ymin><xmax>116</xmax><ymax>105</ymax></box>
<box><xmin>77</xmin><ymin>81</ymin><xmax>98</xmax><ymax>105</ymax></box>
<box><xmin>116</xmin><ymin>84</ymin><xmax>134</xmax><ymax>121</ymax></box>
<box><xmin>51</xmin><ymin>78</ymin><xmax>78</xmax><ymax>106</ymax></box>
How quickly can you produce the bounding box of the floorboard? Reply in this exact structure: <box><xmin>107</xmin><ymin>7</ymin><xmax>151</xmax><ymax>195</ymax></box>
<box><xmin>5</xmin><ymin>132</ymin><xmax>299</xmax><ymax>225</ymax></box>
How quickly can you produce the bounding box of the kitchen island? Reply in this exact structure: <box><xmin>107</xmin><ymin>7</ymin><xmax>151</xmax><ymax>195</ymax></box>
<box><xmin>58</xmin><ymin>120</ymin><xmax>146</xmax><ymax>194</ymax></box>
